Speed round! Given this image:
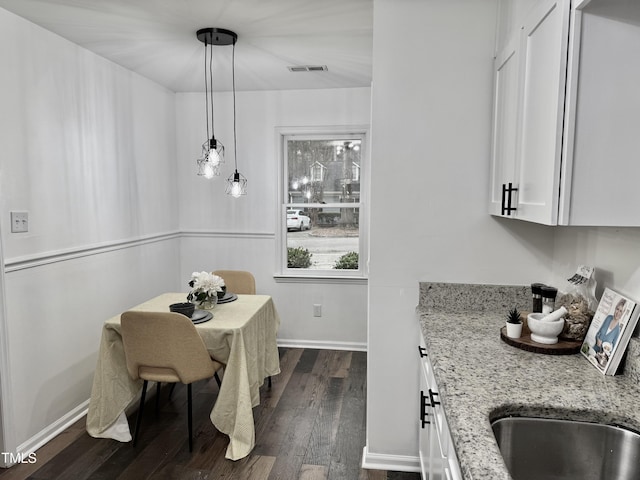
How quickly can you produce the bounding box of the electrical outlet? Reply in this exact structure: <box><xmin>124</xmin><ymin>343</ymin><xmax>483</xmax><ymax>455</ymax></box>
<box><xmin>313</xmin><ymin>304</ymin><xmax>322</xmax><ymax>317</ymax></box>
<box><xmin>11</xmin><ymin>211</ymin><xmax>28</xmax><ymax>233</ymax></box>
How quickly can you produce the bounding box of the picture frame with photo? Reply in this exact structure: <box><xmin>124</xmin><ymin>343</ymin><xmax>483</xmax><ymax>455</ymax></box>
<box><xmin>580</xmin><ymin>287</ymin><xmax>640</xmax><ymax>375</ymax></box>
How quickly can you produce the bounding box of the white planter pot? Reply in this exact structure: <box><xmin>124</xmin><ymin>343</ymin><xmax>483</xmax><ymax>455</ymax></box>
<box><xmin>506</xmin><ymin>322</ymin><xmax>523</xmax><ymax>339</ymax></box>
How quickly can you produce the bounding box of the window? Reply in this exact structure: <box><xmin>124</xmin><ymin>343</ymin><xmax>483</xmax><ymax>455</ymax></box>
<box><xmin>278</xmin><ymin>127</ymin><xmax>367</xmax><ymax>277</ymax></box>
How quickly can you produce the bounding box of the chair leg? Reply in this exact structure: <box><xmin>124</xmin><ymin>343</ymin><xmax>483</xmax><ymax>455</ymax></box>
<box><xmin>168</xmin><ymin>383</ymin><xmax>176</xmax><ymax>399</ymax></box>
<box><xmin>133</xmin><ymin>380</ymin><xmax>148</xmax><ymax>447</ymax></box>
<box><xmin>187</xmin><ymin>383</ymin><xmax>193</xmax><ymax>452</ymax></box>
<box><xmin>268</xmin><ymin>376</ymin><xmax>272</xmax><ymax>389</ymax></box>
<box><xmin>155</xmin><ymin>382</ymin><xmax>161</xmax><ymax>418</ymax></box>
<box><xmin>214</xmin><ymin>371</ymin><xmax>222</xmax><ymax>388</ymax></box>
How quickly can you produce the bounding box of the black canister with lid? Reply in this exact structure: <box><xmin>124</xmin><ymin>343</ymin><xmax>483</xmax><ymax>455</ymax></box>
<box><xmin>541</xmin><ymin>285</ymin><xmax>558</xmax><ymax>314</ymax></box>
<box><xmin>531</xmin><ymin>283</ymin><xmax>545</xmax><ymax>313</ymax></box>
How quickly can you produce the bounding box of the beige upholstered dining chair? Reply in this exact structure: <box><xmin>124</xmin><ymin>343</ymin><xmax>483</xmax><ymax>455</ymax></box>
<box><xmin>213</xmin><ymin>270</ymin><xmax>256</xmax><ymax>294</ymax></box>
<box><xmin>120</xmin><ymin>311</ymin><xmax>223</xmax><ymax>452</ymax></box>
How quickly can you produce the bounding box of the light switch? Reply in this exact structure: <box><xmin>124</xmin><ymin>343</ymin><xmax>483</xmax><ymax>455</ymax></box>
<box><xmin>11</xmin><ymin>211</ymin><xmax>28</xmax><ymax>233</ymax></box>
<box><xmin>313</xmin><ymin>304</ymin><xmax>322</xmax><ymax>317</ymax></box>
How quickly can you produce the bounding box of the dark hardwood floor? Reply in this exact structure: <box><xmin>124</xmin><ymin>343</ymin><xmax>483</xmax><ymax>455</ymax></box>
<box><xmin>0</xmin><ymin>348</ymin><xmax>420</xmax><ymax>480</ymax></box>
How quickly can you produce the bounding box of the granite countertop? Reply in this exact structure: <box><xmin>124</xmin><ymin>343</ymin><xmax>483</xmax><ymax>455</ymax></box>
<box><xmin>417</xmin><ymin>282</ymin><xmax>640</xmax><ymax>480</ymax></box>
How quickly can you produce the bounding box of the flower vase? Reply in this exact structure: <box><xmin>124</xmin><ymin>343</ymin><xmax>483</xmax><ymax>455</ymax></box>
<box><xmin>195</xmin><ymin>296</ymin><xmax>218</xmax><ymax>311</ymax></box>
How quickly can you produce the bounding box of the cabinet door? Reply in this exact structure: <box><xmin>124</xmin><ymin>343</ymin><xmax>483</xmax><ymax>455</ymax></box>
<box><xmin>489</xmin><ymin>34</ymin><xmax>521</xmax><ymax>217</ymax></box>
<box><xmin>515</xmin><ymin>0</ymin><xmax>570</xmax><ymax>224</ymax></box>
<box><xmin>418</xmin><ymin>343</ymin><xmax>432</xmax><ymax>480</ymax></box>
<box><xmin>559</xmin><ymin>1</ymin><xmax>640</xmax><ymax>225</ymax></box>
<box><xmin>419</xmin><ymin>340</ymin><xmax>462</xmax><ymax>480</ymax></box>
<box><xmin>419</xmin><ymin>366</ymin><xmax>430</xmax><ymax>479</ymax></box>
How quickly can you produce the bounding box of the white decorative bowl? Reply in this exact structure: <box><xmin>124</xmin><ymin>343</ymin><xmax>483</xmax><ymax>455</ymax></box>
<box><xmin>527</xmin><ymin>312</ymin><xmax>565</xmax><ymax>345</ymax></box>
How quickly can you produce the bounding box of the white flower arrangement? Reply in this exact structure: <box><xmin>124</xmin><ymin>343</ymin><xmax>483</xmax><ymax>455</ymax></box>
<box><xmin>187</xmin><ymin>271</ymin><xmax>225</xmax><ymax>305</ymax></box>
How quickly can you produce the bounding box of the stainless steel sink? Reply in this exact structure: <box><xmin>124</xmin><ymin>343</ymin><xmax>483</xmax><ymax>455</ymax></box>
<box><xmin>491</xmin><ymin>416</ymin><xmax>640</xmax><ymax>480</ymax></box>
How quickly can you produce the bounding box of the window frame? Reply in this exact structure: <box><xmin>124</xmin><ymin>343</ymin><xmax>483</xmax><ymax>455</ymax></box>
<box><xmin>275</xmin><ymin>125</ymin><xmax>369</xmax><ymax>280</ymax></box>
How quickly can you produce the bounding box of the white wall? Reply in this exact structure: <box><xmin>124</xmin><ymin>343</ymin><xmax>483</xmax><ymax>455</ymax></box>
<box><xmin>365</xmin><ymin>0</ymin><xmax>555</xmax><ymax>467</ymax></box>
<box><xmin>550</xmin><ymin>227</ymin><xmax>640</xmax><ymax>300</ymax></box>
<box><xmin>0</xmin><ymin>231</ymin><xmax>6</xmax><ymax>454</ymax></box>
<box><xmin>175</xmin><ymin>88</ymin><xmax>371</xmax><ymax>348</ymax></box>
<box><xmin>0</xmin><ymin>8</ymin><xmax>180</xmax><ymax>458</ymax></box>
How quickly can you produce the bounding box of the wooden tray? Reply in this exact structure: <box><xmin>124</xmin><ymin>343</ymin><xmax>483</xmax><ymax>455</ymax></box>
<box><xmin>500</xmin><ymin>321</ymin><xmax>582</xmax><ymax>355</ymax></box>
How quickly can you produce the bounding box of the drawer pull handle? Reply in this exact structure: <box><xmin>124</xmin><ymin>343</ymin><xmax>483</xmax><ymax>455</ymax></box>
<box><xmin>429</xmin><ymin>388</ymin><xmax>441</xmax><ymax>407</ymax></box>
<box><xmin>418</xmin><ymin>345</ymin><xmax>428</xmax><ymax>358</ymax></box>
<box><xmin>420</xmin><ymin>390</ymin><xmax>431</xmax><ymax>427</ymax></box>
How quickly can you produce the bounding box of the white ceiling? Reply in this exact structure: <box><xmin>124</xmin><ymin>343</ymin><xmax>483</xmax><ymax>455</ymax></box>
<box><xmin>0</xmin><ymin>0</ymin><xmax>373</xmax><ymax>92</ymax></box>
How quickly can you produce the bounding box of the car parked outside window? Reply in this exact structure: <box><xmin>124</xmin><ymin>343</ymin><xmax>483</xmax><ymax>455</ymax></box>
<box><xmin>287</xmin><ymin>210</ymin><xmax>311</xmax><ymax>231</ymax></box>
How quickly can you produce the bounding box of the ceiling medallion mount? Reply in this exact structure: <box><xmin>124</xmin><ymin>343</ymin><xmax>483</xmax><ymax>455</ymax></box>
<box><xmin>196</xmin><ymin>28</ymin><xmax>237</xmax><ymax>46</ymax></box>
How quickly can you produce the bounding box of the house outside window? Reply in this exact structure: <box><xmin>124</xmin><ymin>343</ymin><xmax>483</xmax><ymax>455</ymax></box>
<box><xmin>310</xmin><ymin>161</ymin><xmax>326</xmax><ymax>183</ymax></box>
<box><xmin>277</xmin><ymin>127</ymin><xmax>368</xmax><ymax>278</ymax></box>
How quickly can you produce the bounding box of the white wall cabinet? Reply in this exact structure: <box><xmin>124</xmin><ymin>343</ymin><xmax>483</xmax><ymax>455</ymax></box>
<box><xmin>490</xmin><ymin>0</ymin><xmax>640</xmax><ymax>226</ymax></box>
<box><xmin>490</xmin><ymin>0</ymin><xmax>570</xmax><ymax>225</ymax></box>
<box><xmin>558</xmin><ymin>0</ymin><xmax>640</xmax><ymax>226</ymax></box>
<box><xmin>418</xmin><ymin>340</ymin><xmax>462</xmax><ymax>480</ymax></box>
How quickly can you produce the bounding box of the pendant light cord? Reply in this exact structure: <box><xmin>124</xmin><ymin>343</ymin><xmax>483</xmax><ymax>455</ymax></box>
<box><xmin>204</xmin><ymin>41</ymin><xmax>210</xmax><ymax>142</ymax></box>
<box><xmin>209</xmin><ymin>40</ymin><xmax>215</xmax><ymax>139</ymax></box>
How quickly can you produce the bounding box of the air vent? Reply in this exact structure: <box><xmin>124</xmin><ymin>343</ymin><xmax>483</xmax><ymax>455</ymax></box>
<box><xmin>287</xmin><ymin>65</ymin><xmax>328</xmax><ymax>72</ymax></box>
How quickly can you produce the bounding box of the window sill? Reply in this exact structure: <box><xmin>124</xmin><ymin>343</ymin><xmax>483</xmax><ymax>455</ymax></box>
<box><xmin>273</xmin><ymin>274</ymin><xmax>368</xmax><ymax>285</ymax></box>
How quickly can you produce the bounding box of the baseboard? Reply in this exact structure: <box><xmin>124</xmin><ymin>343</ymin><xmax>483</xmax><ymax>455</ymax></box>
<box><xmin>277</xmin><ymin>338</ymin><xmax>367</xmax><ymax>352</ymax></box>
<box><xmin>14</xmin><ymin>400</ymin><xmax>89</xmax><ymax>463</ymax></box>
<box><xmin>361</xmin><ymin>445</ymin><xmax>421</xmax><ymax>473</ymax></box>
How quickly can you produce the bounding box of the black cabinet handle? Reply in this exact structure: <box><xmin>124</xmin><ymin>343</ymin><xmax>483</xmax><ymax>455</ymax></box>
<box><xmin>501</xmin><ymin>183</ymin><xmax>507</xmax><ymax>214</ymax></box>
<box><xmin>418</xmin><ymin>345</ymin><xmax>427</xmax><ymax>358</ymax></box>
<box><xmin>501</xmin><ymin>182</ymin><xmax>518</xmax><ymax>216</ymax></box>
<box><xmin>428</xmin><ymin>388</ymin><xmax>440</xmax><ymax>407</ymax></box>
<box><xmin>420</xmin><ymin>390</ymin><xmax>431</xmax><ymax>427</ymax></box>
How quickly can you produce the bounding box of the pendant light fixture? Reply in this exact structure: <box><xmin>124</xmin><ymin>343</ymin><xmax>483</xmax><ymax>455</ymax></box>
<box><xmin>225</xmin><ymin>33</ymin><xmax>247</xmax><ymax>197</ymax></box>
<box><xmin>195</xmin><ymin>28</ymin><xmax>237</xmax><ymax>179</ymax></box>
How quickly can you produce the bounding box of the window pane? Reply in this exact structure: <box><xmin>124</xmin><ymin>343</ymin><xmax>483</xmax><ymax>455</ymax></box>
<box><xmin>287</xmin><ymin>139</ymin><xmax>361</xmax><ymax>204</ymax></box>
<box><xmin>283</xmin><ymin>134</ymin><xmax>364</xmax><ymax>274</ymax></box>
<box><xmin>286</xmin><ymin>207</ymin><xmax>359</xmax><ymax>270</ymax></box>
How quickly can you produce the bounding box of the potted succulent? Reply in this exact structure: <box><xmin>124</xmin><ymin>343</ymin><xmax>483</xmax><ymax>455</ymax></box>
<box><xmin>505</xmin><ymin>306</ymin><xmax>523</xmax><ymax>339</ymax></box>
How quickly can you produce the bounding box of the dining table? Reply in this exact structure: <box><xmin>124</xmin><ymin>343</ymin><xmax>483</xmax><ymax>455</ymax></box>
<box><xmin>85</xmin><ymin>292</ymin><xmax>281</xmax><ymax>461</ymax></box>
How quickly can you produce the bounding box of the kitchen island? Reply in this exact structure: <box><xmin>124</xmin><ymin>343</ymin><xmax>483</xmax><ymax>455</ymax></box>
<box><xmin>417</xmin><ymin>282</ymin><xmax>640</xmax><ymax>480</ymax></box>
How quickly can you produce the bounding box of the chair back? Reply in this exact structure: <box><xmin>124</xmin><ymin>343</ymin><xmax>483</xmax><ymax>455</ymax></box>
<box><xmin>121</xmin><ymin>311</ymin><xmax>216</xmax><ymax>384</ymax></box>
<box><xmin>213</xmin><ymin>270</ymin><xmax>256</xmax><ymax>294</ymax></box>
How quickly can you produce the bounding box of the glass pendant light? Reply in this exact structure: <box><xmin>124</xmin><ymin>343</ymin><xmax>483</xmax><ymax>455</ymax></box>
<box><xmin>226</xmin><ymin>170</ymin><xmax>247</xmax><ymax>197</ymax></box>
<box><xmin>225</xmin><ymin>35</ymin><xmax>247</xmax><ymax>197</ymax></box>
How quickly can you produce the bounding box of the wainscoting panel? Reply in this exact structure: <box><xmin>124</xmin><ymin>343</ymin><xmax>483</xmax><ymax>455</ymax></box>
<box><xmin>2</xmin><ymin>236</ymin><xmax>180</xmax><ymax>451</ymax></box>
